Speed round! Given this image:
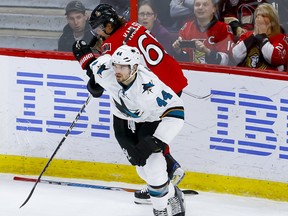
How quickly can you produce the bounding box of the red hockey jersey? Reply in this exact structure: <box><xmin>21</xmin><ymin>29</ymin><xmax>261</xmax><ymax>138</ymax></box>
<box><xmin>100</xmin><ymin>21</ymin><xmax>188</xmax><ymax>94</ymax></box>
<box><xmin>178</xmin><ymin>19</ymin><xmax>234</xmax><ymax>64</ymax></box>
<box><xmin>233</xmin><ymin>31</ymin><xmax>288</xmax><ymax>71</ymax></box>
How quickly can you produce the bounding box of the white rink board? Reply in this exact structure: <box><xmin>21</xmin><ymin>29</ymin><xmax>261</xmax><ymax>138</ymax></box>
<box><xmin>0</xmin><ymin>55</ymin><xmax>288</xmax><ymax>183</ymax></box>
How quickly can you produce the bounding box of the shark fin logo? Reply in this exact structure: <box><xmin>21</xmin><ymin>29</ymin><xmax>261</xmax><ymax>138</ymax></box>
<box><xmin>142</xmin><ymin>81</ymin><xmax>154</xmax><ymax>94</ymax></box>
<box><xmin>113</xmin><ymin>98</ymin><xmax>142</xmax><ymax>118</ymax></box>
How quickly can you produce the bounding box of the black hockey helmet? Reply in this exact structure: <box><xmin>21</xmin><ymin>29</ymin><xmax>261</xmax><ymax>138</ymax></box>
<box><xmin>89</xmin><ymin>4</ymin><xmax>121</xmax><ymax>32</ymax></box>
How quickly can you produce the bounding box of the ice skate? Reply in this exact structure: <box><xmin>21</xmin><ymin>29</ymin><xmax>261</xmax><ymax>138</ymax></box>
<box><xmin>153</xmin><ymin>208</ymin><xmax>169</xmax><ymax>216</ymax></box>
<box><xmin>134</xmin><ymin>165</ymin><xmax>185</xmax><ymax>205</ymax></box>
<box><xmin>134</xmin><ymin>187</ymin><xmax>151</xmax><ymax>205</ymax></box>
<box><xmin>169</xmin><ymin>163</ymin><xmax>185</xmax><ymax>186</ymax></box>
<box><xmin>168</xmin><ymin>186</ymin><xmax>185</xmax><ymax>216</ymax></box>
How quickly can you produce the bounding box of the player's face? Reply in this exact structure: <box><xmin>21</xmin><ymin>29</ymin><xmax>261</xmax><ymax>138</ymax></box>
<box><xmin>112</xmin><ymin>63</ymin><xmax>131</xmax><ymax>83</ymax></box>
<box><xmin>194</xmin><ymin>0</ymin><xmax>215</xmax><ymax>21</ymax></box>
<box><xmin>66</xmin><ymin>11</ymin><xmax>87</xmax><ymax>33</ymax></box>
<box><xmin>138</xmin><ymin>5</ymin><xmax>156</xmax><ymax>31</ymax></box>
<box><xmin>91</xmin><ymin>23</ymin><xmax>113</xmax><ymax>39</ymax></box>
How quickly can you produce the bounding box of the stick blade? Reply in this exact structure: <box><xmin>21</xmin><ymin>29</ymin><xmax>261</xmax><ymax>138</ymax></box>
<box><xmin>15</xmin><ymin>176</ymin><xmax>39</xmax><ymax>208</ymax></box>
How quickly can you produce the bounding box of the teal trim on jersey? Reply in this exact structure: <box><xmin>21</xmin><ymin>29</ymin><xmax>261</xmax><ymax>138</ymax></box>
<box><xmin>161</xmin><ymin>107</ymin><xmax>185</xmax><ymax>119</ymax></box>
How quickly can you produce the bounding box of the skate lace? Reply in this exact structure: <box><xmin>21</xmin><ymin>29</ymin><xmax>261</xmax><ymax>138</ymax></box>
<box><xmin>140</xmin><ymin>187</ymin><xmax>149</xmax><ymax>193</ymax></box>
<box><xmin>153</xmin><ymin>208</ymin><xmax>168</xmax><ymax>216</ymax></box>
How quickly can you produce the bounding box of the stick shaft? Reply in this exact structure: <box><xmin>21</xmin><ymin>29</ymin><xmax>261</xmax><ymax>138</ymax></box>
<box><xmin>15</xmin><ymin>176</ymin><xmax>198</xmax><ymax>195</ymax></box>
<box><xmin>19</xmin><ymin>95</ymin><xmax>92</xmax><ymax>208</ymax></box>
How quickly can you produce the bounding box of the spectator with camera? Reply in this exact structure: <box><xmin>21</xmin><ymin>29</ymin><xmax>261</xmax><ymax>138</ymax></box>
<box><xmin>172</xmin><ymin>0</ymin><xmax>234</xmax><ymax>66</ymax></box>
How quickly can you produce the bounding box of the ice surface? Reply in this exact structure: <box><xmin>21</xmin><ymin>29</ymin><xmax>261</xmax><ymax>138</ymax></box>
<box><xmin>0</xmin><ymin>174</ymin><xmax>287</xmax><ymax>216</ymax></box>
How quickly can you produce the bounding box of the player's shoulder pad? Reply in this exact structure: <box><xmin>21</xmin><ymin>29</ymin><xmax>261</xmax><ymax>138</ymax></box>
<box><xmin>91</xmin><ymin>54</ymin><xmax>112</xmax><ymax>69</ymax></box>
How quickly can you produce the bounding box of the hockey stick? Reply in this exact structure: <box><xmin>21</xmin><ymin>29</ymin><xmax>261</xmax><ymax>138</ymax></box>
<box><xmin>19</xmin><ymin>95</ymin><xmax>92</xmax><ymax>208</ymax></box>
<box><xmin>14</xmin><ymin>176</ymin><xmax>198</xmax><ymax>195</ymax></box>
<box><xmin>183</xmin><ymin>90</ymin><xmax>212</xmax><ymax>100</ymax></box>
<box><xmin>20</xmin><ymin>28</ymin><xmax>137</xmax><ymax>208</ymax></box>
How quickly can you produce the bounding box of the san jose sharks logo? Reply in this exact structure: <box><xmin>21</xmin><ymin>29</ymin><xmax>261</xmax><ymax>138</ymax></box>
<box><xmin>97</xmin><ymin>64</ymin><xmax>108</xmax><ymax>78</ymax></box>
<box><xmin>142</xmin><ymin>81</ymin><xmax>154</xmax><ymax>94</ymax></box>
<box><xmin>113</xmin><ymin>97</ymin><xmax>142</xmax><ymax>118</ymax></box>
<box><xmin>90</xmin><ymin>61</ymin><xmax>109</xmax><ymax>78</ymax></box>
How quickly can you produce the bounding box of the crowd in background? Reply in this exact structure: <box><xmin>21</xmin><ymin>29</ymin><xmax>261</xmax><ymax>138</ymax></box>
<box><xmin>57</xmin><ymin>0</ymin><xmax>288</xmax><ymax>72</ymax></box>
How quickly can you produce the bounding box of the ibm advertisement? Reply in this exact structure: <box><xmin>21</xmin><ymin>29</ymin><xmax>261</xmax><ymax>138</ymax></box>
<box><xmin>0</xmin><ymin>54</ymin><xmax>287</xmax><ymax>184</ymax></box>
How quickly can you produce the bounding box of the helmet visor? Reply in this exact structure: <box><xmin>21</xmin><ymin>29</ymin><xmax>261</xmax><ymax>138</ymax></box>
<box><xmin>90</xmin><ymin>24</ymin><xmax>106</xmax><ymax>36</ymax></box>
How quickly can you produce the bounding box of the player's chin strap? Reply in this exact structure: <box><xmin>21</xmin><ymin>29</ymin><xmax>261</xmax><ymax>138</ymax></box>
<box><xmin>121</xmin><ymin>64</ymin><xmax>138</xmax><ymax>86</ymax></box>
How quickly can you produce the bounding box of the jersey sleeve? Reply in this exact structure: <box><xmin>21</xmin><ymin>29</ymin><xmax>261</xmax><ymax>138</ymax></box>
<box><xmin>90</xmin><ymin>54</ymin><xmax>114</xmax><ymax>86</ymax></box>
<box><xmin>261</xmin><ymin>34</ymin><xmax>288</xmax><ymax>67</ymax></box>
<box><xmin>232</xmin><ymin>32</ymin><xmax>253</xmax><ymax>64</ymax></box>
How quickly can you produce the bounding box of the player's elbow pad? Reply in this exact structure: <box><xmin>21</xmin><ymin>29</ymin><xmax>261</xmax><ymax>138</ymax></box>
<box><xmin>87</xmin><ymin>77</ymin><xmax>104</xmax><ymax>98</ymax></box>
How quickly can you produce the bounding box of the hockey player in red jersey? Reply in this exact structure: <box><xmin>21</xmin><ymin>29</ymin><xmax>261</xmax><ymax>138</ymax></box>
<box><xmin>89</xmin><ymin>4</ymin><xmax>187</xmax><ymax>95</ymax></box>
<box><xmin>172</xmin><ymin>0</ymin><xmax>235</xmax><ymax>66</ymax></box>
<box><xmin>232</xmin><ymin>3</ymin><xmax>288</xmax><ymax>71</ymax></box>
<box><xmin>82</xmin><ymin>4</ymin><xmax>188</xmax><ymax>205</ymax></box>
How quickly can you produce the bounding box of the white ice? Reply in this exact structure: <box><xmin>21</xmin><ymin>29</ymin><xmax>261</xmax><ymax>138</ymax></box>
<box><xmin>0</xmin><ymin>174</ymin><xmax>287</xmax><ymax>216</ymax></box>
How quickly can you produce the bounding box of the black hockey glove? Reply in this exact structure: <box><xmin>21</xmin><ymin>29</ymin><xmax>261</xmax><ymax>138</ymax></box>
<box><xmin>72</xmin><ymin>40</ymin><xmax>96</xmax><ymax>78</ymax></box>
<box><xmin>87</xmin><ymin>75</ymin><xmax>104</xmax><ymax>98</ymax></box>
<box><xmin>135</xmin><ymin>136</ymin><xmax>163</xmax><ymax>166</ymax></box>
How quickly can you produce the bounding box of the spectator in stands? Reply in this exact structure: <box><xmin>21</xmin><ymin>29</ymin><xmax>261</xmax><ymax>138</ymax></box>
<box><xmin>58</xmin><ymin>0</ymin><xmax>93</xmax><ymax>52</ymax></box>
<box><xmin>172</xmin><ymin>0</ymin><xmax>234</xmax><ymax>66</ymax></box>
<box><xmin>100</xmin><ymin>0</ymin><xmax>130</xmax><ymax>19</ymax></box>
<box><xmin>138</xmin><ymin>0</ymin><xmax>175</xmax><ymax>54</ymax></box>
<box><xmin>232</xmin><ymin>3</ymin><xmax>288</xmax><ymax>71</ymax></box>
<box><xmin>218</xmin><ymin>0</ymin><xmax>268</xmax><ymax>38</ymax></box>
<box><xmin>170</xmin><ymin>0</ymin><xmax>195</xmax><ymax>31</ymax></box>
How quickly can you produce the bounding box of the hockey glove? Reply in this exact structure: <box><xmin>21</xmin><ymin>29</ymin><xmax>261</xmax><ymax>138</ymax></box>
<box><xmin>135</xmin><ymin>136</ymin><xmax>163</xmax><ymax>166</ymax></box>
<box><xmin>87</xmin><ymin>75</ymin><xmax>104</xmax><ymax>98</ymax></box>
<box><xmin>72</xmin><ymin>40</ymin><xmax>96</xmax><ymax>78</ymax></box>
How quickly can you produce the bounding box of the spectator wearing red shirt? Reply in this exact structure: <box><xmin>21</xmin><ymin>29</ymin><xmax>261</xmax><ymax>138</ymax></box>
<box><xmin>232</xmin><ymin>3</ymin><xmax>288</xmax><ymax>71</ymax></box>
<box><xmin>172</xmin><ymin>0</ymin><xmax>235</xmax><ymax>65</ymax></box>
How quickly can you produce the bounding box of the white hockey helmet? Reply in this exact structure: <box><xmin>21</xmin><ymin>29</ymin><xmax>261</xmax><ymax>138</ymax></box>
<box><xmin>111</xmin><ymin>45</ymin><xmax>141</xmax><ymax>69</ymax></box>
